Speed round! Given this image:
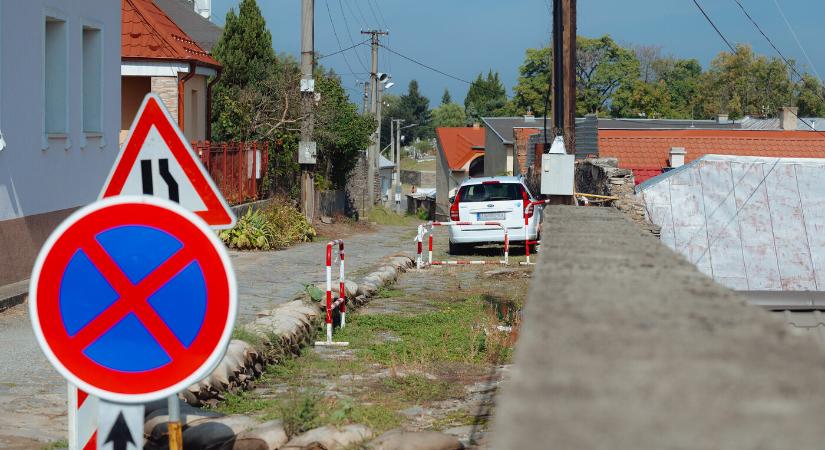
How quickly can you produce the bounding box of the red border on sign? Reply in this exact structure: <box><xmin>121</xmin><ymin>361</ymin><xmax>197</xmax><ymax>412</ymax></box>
<box><xmin>35</xmin><ymin>202</ymin><xmax>230</xmax><ymax>395</ymax></box>
<box><xmin>102</xmin><ymin>95</ymin><xmax>234</xmax><ymax>227</ymax></box>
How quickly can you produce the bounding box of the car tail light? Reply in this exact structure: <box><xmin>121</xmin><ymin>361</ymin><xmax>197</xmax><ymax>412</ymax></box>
<box><xmin>522</xmin><ymin>188</ymin><xmax>534</xmax><ymax>219</ymax></box>
<box><xmin>482</xmin><ymin>181</ymin><xmax>500</xmax><ymax>185</ymax></box>
<box><xmin>450</xmin><ymin>190</ymin><xmax>461</xmax><ymax>221</ymax></box>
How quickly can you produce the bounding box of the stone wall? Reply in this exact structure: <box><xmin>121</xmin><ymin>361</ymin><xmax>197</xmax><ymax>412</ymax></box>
<box><xmin>151</xmin><ymin>76</ymin><xmax>178</xmax><ymax>121</ymax></box>
<box><xmin>575</xmin><ymin>158</ymin><xmax>659</xmax><ymax>236</ymax></box>
<box><xmin>345</xmin><ymin>153</ymin><xmax>380</xmax><ymax>219</ymax></box>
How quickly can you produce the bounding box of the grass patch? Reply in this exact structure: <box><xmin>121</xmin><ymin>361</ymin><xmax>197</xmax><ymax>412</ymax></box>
<box><xmin>400</xmin><ymin>158</ymin><xmax>436</xmax><ymax>171</ymax></box>
<box><xmin>383</xmin><ymin>374</ymin><xmax>461</xmax><ymax>402</ymax></box>
<box><xmin>336</xmin><ymin>295</ymin><xmax>512</xmax><ymax>366</ymax></box>
<box><xmin>40</xmin><ymin>439</ymin><xmax>68</xmax><ymax>450</ymax></box>
<box><xmin>367</xmin><ymin>206</ymin><xmax>419</xmax><ymax>226</ymax></box>
<box><xmin>430</xmin><ymin>410</ymin><xmax>477</xmax><ymax>430</ymax></box>
<box><xmin>376</xmin><ymin>287</ymin><xmax>404</xmax><ymax>298</ymax></box>
<box><xmin>218</xmin><ymin>390</ymin><xmax>276</xmax><ymax>415</ymax></box>
<box><xmin>231</xmin><ymin>327</ymin><xmax>266</xmax><ymax>350</ymax></box>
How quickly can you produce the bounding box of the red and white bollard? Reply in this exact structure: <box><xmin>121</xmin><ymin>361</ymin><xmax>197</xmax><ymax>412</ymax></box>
<box><xmin>315</xmin><ymin>240</ymin><xmax>349</xmax><ymax>347</ymax></box>
<box><xmin>521</xmin><ymin>200</ymin><xmax>548</xmax><ymax>266</ymax></box>
<box><xmin>417</xmin><ymin>221</ymin><xmax>509</xmax><ymax>267</ymax></box>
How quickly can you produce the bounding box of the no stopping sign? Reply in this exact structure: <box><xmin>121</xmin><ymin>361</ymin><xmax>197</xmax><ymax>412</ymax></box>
<box><xmin>29</xmin><ymin>196</ymin><xmax>237</xmax><ymax>403</ymax></box>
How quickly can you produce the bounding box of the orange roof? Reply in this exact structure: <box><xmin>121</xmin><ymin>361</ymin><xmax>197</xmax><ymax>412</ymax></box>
<box><xmin>599</xmin><ymin>129</ymin><xmax>825</xmax><ymax>169</ymax></box>
<box><xmin>436</xmin><ymin>127</ymin><xmax>485</xmax><ymax>170</ymax></box>
<box><xmin>122</xmin><ymin>0</ymin><xmax>220</xmax><ymax>68</ymax></box>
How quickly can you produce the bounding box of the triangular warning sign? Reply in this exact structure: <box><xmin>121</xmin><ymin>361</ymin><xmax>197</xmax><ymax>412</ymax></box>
<box><xmin>101</xmin><ymin>94</ymin><xmax>236</xmax><ymax>229</ymax></box>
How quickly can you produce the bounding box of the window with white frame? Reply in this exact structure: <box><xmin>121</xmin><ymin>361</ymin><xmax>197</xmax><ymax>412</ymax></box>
<box><xmin>44</xmin><ymin>17</ymin><xmax>67</xmax><ymax>135</ymax></box>
<box><xmin>82</xmin><ymin>26</ymin><xmax>102</xmax><ymax>133</ymax></box>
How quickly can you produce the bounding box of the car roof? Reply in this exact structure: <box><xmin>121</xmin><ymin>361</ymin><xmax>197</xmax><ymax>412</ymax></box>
<box><xmin>459</xmin><ymin>176</ymin><xmax>524</xmax><ymax>187</ymax></box>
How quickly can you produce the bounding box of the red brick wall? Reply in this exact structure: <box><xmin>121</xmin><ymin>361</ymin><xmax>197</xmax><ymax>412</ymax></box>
<box><xmin>513</xmin><ymin>128</ymin><xmax>541</xmax><ymax>174</ymax></box>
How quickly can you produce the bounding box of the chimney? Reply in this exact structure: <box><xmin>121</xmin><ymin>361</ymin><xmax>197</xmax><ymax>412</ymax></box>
<box><xmin>524</xmin><ymin>109</ymin><xmax>535</xmax><ymax>122</ymax></box>
<box><xmin>716</xmin><ymin>114</ymin><xmax>729</xmax><ymax>125</ymax></box>
<box><xmin>194</xmin><ymin>0</ymin><xmax>212</xmax><ymax>20</ymax></box>
<box><xmin>780</xmin><ymin>106</ymin><xmax>798</xmax><ymax>130</ymax></box>
<box><xmin>669</xmin><ymin>147</ymin><xmax>686</xmax><ymax>168</ymax></box>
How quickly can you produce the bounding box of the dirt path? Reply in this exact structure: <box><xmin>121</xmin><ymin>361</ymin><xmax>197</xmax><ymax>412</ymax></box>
<box><xmin>0</xmin><ymin>222</ymin><xmax>420</xmax><ymax>449</ymax></box>
<box><xmin>217</xmin><ymin>239</ymin><xmax>532</xmax><ymax>448</ymax></box>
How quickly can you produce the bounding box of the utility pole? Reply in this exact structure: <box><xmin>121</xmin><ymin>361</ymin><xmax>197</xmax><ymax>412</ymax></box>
<box><xmin>299</xmin><ymin>0</ymin><xmax>316</xmax><ymax>221</ymax></box>
<box><xmin>360</xmin><ymin>81</ymin><xmax>369</xmax><ymax>115</ymax></box>
<box><xmin>551</xmin><ymin>0</ymin><xmax>576</xmax><ymax>154</ymax></box>
<box><xmin>394</xmin><ymin>119</ymin><xmax>403</xmax><ymax>214</ymax></box>
<box><xmin>362</xmin><ymin>29</ymin><xmax>388</xmax><ymax>212</ymax></box>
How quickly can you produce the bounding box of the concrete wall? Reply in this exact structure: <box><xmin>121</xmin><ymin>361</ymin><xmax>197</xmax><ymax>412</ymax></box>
<box><xmin>120</xmin><ymin>75</ymin><xmax>151</xmax><ymax>144</ymax></box>
<box><xmin>483</xmin><ymin>126</ymin><xmax>509</xmax><ymax>177</ymax></box>
<box><xmin>0</xmin><ymin>0</ymin><xmax>120</xmax><ymax>285</ymax></box>
<box><xmin>493</xmin><ymin>206</ymin><xmax>825</xmax><ymax>449</ymax></box>
<box><xmin>182</xmin><ymin>74</ymin><xmax>207</xmax><ymax>142</ymax></box>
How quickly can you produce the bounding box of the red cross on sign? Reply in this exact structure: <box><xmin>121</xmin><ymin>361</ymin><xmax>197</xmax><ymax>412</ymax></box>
<box><xmin>29</xmin><ymin>196</ymin><xmax>237</xmax><ymax>403</ymax></box>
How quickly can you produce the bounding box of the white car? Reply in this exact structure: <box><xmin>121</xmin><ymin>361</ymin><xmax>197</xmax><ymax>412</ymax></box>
<box><xmin>447</xmin><ymin>176</ymin><xmax>542</xmax><ymax>254</ymax></box>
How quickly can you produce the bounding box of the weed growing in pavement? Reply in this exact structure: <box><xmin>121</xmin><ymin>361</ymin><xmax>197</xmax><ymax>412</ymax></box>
<box><xmin>382</xmin><ymin>374</ymin><xmax>461</xmax><ymax>402</ymax></box>
<box><xmin>218</xmin><ymin>390</ymin><xmax>275</xmax><ymax>415</ymax></box>
<box><xmin>375</xmin><ymin>286</ymin><xmax>404</xmax><ymax>298</ymax></box>
<box><xmin>40</xmin><ymin>439</ymin><xmax>68</xmax><ymax>450</ymax></box>
<box><xmin>277</xmin><ymin>391</ymin><xmax>322</xmax><ymax>438</ymax></box>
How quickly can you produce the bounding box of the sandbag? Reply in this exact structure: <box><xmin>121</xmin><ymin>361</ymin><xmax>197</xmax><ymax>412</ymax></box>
<box><xmin>182</xmin><ymin>415</ymin><xmax>259</xmax><ymax>450</ymax></box>
<box><xmin>223</xmin><ymin>420</ymin><xmax>288</xmax><ymax>450</ymax></box>
<box><xmin>366</xmin><ymin>429</ymin><xmax>464</xmax><ymax>450</ymax></box>
<box><xmin>283</xmin><ymin>425</ymin><xmax>373</xmax><ymax>450</ymax></box>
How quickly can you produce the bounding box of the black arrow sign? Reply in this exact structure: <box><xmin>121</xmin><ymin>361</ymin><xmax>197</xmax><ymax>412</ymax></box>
<box><xmin>105</xmin><ymin>411</ymin><xmax>135</xmax><ymax>450</ymax></box>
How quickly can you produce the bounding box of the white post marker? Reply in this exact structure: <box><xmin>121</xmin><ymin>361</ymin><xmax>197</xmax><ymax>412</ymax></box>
<box><xmin>68</xmin><ymin>384</ymin><xmax>98</xmax><ymax>450</ymax></box>
<box><xmin>98</xmin><ymin>402</ymin><xmax>143</xmax><ymax>450</ymax></box>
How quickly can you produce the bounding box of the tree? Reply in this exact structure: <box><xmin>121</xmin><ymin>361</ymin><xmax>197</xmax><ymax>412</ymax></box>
<box><xmin>314</xmin><ymin>73</ymin><xmax>376</xmax><ymax>189</ymax></box>
<box><xmin>441</xmin><ymin>89</ymin><xmax>452</xmax><ymax>105</ymax></box>
<box><xmin>512</xmin><ymin>47</ymin><xmax>552</xmax><ymax>116</ymax></box>
<box><xmin>653</xmin><ymin>57</ymin><xmax>703</xmax><ymax>118</ymax></box>
<box><xmin>464</xmin><ymin>70</ymin><xmax>508</xmax><ymax>121</ymax></box>
<box><xmin>796</xmin><ymin>74</ymin><xmax>825</xmax><ymax>117</ymax></box>
<box><xmin>611</xmin><ymin>80</ymin><xmax>672</xmax><ymax>118</ymax></box>
<box><xmin>211</xmin><ymin>0</ymin><xmax>277</xmax><ymax>141</ymax></box>
<box><xmin>432</xmin><ymin>102</ymin><xmax>467</xmax><ymax>128</ymax></box>
<box><xmin>697</xmin><ymin>45</ymin><xmax>795</xmax><ymax>119</ymax></box>
<box><xmin>398</xmin><ymin>80</ymin><xmax>433</xmax><ymax>140</ymax></box>
<box><xmin>576</xmin><ymin>35</ymin><xmax>640</xmax><ymax>115</ymax></box>
<box><xmin>633</xmin><ymin>44</ymin><xmax>663</xmax><ymax>83</ymax></box>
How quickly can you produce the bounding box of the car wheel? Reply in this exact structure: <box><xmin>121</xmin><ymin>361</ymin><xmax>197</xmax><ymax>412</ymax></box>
<box><xmin>448</xmin><ymin>241</ymin><xmax>463</xmax><ymax>255</ymax></box>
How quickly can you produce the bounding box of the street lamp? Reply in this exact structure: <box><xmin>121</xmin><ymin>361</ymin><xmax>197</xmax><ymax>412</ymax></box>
<box><xmin>394</xmin><ymin>121</ymin><xmax>417</xmax><ymax>214</ymax></box>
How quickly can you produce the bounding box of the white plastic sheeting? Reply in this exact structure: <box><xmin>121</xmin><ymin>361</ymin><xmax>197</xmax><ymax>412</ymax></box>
<box><xmin>638</xmin><ymin>155</ymin><xmax>825</xmax><ymax>291</ymax></box>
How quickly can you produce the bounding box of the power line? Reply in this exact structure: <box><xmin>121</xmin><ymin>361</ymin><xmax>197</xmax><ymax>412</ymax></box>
<box><xmin>691</xmin><ymin>0</ymin><xmax>736</xmax><ymax>53</ymax></box>
<box><xmin>352</xmin><ymin>0</ymin><xmax>371</xmax><ymax>28</ymax></box>
<box><xmin>369</xmin><ymin>0</ymin><xmax>387</xmax><ymax>28</ymax></box>
<box><xmin>772</xmin><ymin>0</ymin><xmax>822</xmax><ymax>82</ymax></box>
<box><xmin>323</xmin><ymin>0</ymin><xmax>358</xmax><ymax>77</ymax></box>
<box><xmin>318</xmin><ymin>39</ymin><xmax>370</xmax><ymax>60</ymax></box>
<box><xmin>364</xmin><ymin>0</ymin><xmax>382</xmax><ymax>28</ymax></box>
<box><xmin>337</xmin><ymin>0</ymin><xmax>369</xmax><ymax>72</ymax></box>
<box><xmin>378</xmin><ymin>43</ymin><xmax>474</xmax><ymax>85</ymax></box>
<box><xmin>730</xmin><ymin>0</ymin><xmax>825</xmax><ymax>132</ymax></box>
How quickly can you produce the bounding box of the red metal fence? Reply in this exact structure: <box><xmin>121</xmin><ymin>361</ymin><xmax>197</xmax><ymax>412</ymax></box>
<box><xmin>193</xmin><ymin>141</ymin><xmax>270</xmax><ymax>205</ymax></box>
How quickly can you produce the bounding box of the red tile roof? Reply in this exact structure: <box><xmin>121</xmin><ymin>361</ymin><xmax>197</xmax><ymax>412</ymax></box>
<box><xmin>122</xmin><ymin>0</ymin><xmax>220</xmax><ymax>68</ymax></box>
<box><xmin>436</xmin><ymin>127</ymin><xmax>485</xmax><ymax>170</ymax></box>
<box><xmin>599</xmin><ymin>129</ymin><xmax>825</xmax><ymax>184</ymax></box>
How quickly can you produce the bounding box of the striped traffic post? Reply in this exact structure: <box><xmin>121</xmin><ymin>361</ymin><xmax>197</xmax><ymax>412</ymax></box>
<box><xmin>315</xmin><ymin>240</ymin><xmax>348</xmax><ymax>347</ymax></box>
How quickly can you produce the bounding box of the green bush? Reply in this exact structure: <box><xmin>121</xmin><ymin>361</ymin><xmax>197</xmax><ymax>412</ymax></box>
<box><xmin>416</xmin><ymin>207</ymin><xmax>429</xmax><ymax>220</ymax></box>
<box><xmin>220</xmin><ymin>200</ymin><xmax>316</xmax><ymax>250</ymax></box>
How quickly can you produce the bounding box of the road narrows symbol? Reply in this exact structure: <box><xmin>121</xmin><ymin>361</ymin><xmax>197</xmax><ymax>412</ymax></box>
<box><xmin>29</xmin><ymin>196</ymin><xmax>237</xmax><ymax>403</ymax></box>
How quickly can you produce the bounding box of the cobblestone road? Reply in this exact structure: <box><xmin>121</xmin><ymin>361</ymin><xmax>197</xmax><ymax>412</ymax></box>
<box><xmin>0</xmin><ymin>223</ymin><xmax>418</xmax><ymax>448</ymax></box>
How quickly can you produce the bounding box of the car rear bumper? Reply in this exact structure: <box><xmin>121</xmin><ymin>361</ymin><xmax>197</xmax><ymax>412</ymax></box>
<box><xmin>448</xmin><ymin>224</ymin><xmax>538</xmax><ymax>244</ymax></box>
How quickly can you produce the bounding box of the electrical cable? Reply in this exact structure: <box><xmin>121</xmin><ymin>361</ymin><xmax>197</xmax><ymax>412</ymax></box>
<box><xmin>772</xmin><ymin>0</ymin><xmax>822</xmax><ymax>82</ymax></box>
<box><xmin>318</xmin><ymin>39</ymin><xmax>370</xmax><ymax>60</ymax></box>
<box><xmin>364</xmin><ymin>0</ymin><xmax>382</xmax><ymax>28</ymax></box>
<box><xmin>691</xmin><ymin>0</ymin><xmax>737</xmax><ymax>53</ymax></box>
<box><xmin>337</xmin><ymin>0</ymin><xmax>370</xmax><ymax>72</ymax></box>
<box><xmin>323</xmin><ymin>0</ymin><xmax>358</xmax><ymax>77</ymax></box>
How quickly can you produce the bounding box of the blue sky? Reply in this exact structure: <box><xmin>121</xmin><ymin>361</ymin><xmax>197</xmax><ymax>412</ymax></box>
<box><xmin>212</xmin><ymin>0</ymin><xmax>825</xmax><ymax>105</ymax></box>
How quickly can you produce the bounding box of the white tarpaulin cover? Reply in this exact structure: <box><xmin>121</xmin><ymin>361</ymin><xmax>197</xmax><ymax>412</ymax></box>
<box><xmin>637</xmin><ymin>154</ymin><xmax>825</xmax><ymax>291</ymax></box>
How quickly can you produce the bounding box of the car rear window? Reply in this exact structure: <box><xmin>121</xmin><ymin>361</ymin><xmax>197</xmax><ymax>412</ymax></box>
<box><xmin>458</xmin><ymin>183</ymin><xmax>524</xmax><ymax>202</ymax></box>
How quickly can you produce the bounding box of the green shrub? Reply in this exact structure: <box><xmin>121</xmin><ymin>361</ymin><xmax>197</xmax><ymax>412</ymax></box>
<box><xmin>416</xmin><ymin>207</ymin><xmax>429</xmax><ymax>220</ymax></box>
<box><xmin>220</xmin><ymin>199</ymin><xmax>316</xmax><ymax>250</ymax></box>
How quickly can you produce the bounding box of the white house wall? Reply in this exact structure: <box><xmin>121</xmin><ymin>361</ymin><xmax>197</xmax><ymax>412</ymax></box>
<box><xmin>0</xmin><ymin>0</ymin><xmax>120</xmax><ymax>221</ymax></box>
<box><xmin>639</xmin><ymin>155</ymin><xmax>825</xmax><ymax>292</ymax></box>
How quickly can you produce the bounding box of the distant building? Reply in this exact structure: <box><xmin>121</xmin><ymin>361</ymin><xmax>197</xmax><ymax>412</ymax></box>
<box><xmin>600</xmin><ymin>128</ymin><xmax>825</xmax><ymax>184</ymax></box>
<box><xmin>121</xmin><ymin>0</ymin><xmax>222</xmax><ymax>144</ymax></box>
<box><xmin>0</xmin><ymin>0</ymin><xmax>122</xmax><ymax>288</ymax></box>
<box><xmin>154</xmin><ymin>0</ymin><xmax>222</xmax><ymax>52</ymax></box>
<box><xmin>638</xmin><ymin>154</ymin><xmax>825</xmax><ymax>308</ymax></box>
<box><xmin>435</xmin><ymin>126</ymin><xmax>485</xmax><ymax>220</ymax></box>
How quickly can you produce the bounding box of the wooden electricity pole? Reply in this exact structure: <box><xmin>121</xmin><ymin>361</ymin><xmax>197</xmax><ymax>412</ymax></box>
<box><xmin>300</xmin><ymin>0</ymin><xmax>316</xmax><ymax>222</ymax></box>
<box><xmin>552</xmin><ymin>0</ymin><xmax>577</xmax><ymax>154</ymax></box>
